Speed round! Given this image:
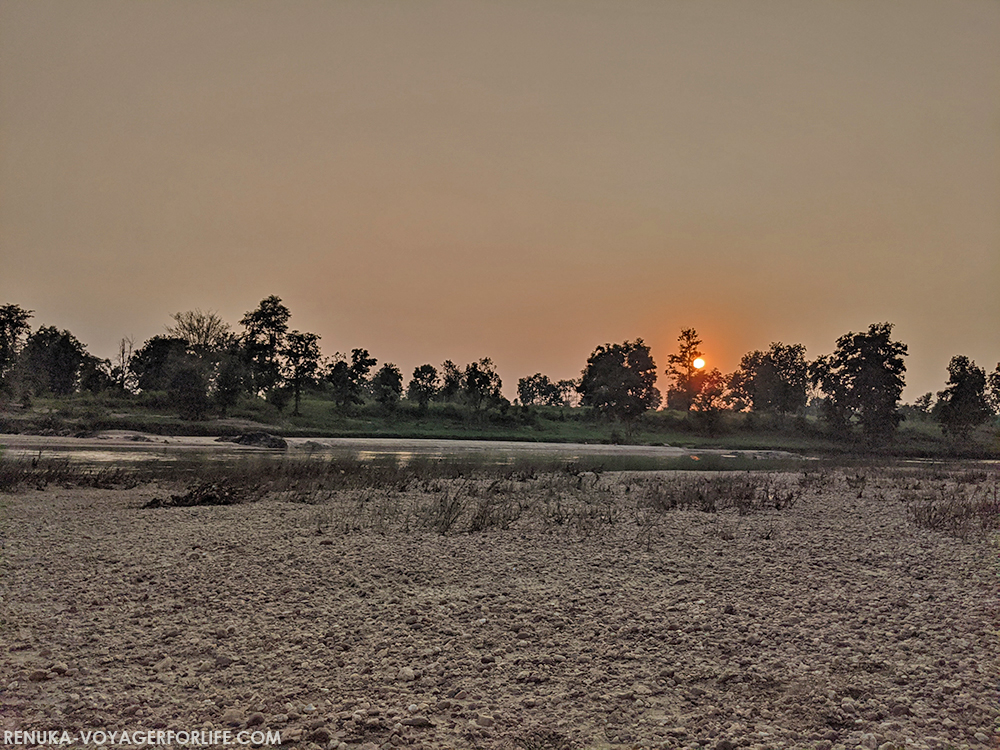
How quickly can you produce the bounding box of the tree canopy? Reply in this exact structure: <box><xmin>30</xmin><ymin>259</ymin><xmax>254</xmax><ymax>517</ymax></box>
<box><xmin>372</xmin><ymin>363</ymin><xmax>403</xmax><ymax>410</ymax></box>
<box><xmin>463</xmin><ymin>358</ymin><xmax>504</xmax><ymax>412</ymax></box>
<box><xmin>20</xmin><ymin>326</ymin><xmax>88</xmax><ymax>396</ymax></box>
<box><xmin>579</xmin><ymin>339</ymin><xmax>661</xmax><ymax>422</ymax></box>
<box><xmin>166</xmin><ymin>309</ymin><xmax>233</xmax><ymax>352</ymax></box>
<box><xmin>240</xmin><ymin>296</ymin><xmax>291</xmax><ymax>396</ymax></box>
<box><xmin>729</xmin><ymin>342</ymin><xmax>808</xmax><ymax>414</ymax></box>
<box><xmin>517</xmin><ymin>373</ymin><xmax>574</xmax><ymax>407</ymax></box>
<box><xmin>281</xmin><ymin>330</ymin><xmax>322</xmax><ymax>416</ymax></box>
<box><xmin>406</xmin><ymin>364</ymin><xmax>439</xmax><ymax>411</ymax></box>
<box><xmin>664</xmin><ymin>329</ymin><xmax>704</xmax><ymax>411</ymax></box>
<box><xmin>811</xmin><ymin>322</ymin><xmax>908</xmax><ymax>445</ymax></box>
<box><xmin>0</xmin><ymin>304</ymin><xmax>33</xmax><ymax>384</ymax></box>
<box><xmin>936</xmin><ymin>355</ymin><xmax>991</xmax><ymax>441</ymax></box>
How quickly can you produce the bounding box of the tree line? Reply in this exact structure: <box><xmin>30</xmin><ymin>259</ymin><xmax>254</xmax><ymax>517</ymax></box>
<box><xmin>1</xmin><ymin>299</ymin><xmax>997</xmax><ymax>444</ymax></box>
<box><xmin>574</xmin><ymin>325</ymin><xmax>999</xmax><ymax>445</ymax></box>
<box><xmin>0</xmin><ymin>297</ymin><xmax>506</xmax><ymax>421</ymax></box>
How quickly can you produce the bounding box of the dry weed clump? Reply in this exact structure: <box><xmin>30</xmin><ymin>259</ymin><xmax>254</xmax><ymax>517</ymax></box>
<box><xmin>0</xmin><ymin>455</ymin><xmax>140</xmax><ymax>492</ymax></box>
<box><xmin>905</xmin><ymin>479</ymin><xmax>1000</xmax><ymax>540</ymax></box>
<box><xmin>634</xmin><ymin>473</ymin><xmax>800</xmax><ymax>515</ymax></box>
<box><xmin>142</xmin><ymin>481</ymin><xmax>256</xmax><ymax>508</ymax></box>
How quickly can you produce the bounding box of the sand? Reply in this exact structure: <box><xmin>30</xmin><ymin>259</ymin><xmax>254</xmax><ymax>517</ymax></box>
<box><xmin>0</xmin><ymin>468</ymin><xmax>996</xmax><ymax>750</ymax></box>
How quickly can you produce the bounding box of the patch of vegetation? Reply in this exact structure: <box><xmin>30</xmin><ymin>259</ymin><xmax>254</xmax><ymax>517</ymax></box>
<box><xmin>143</xmin><ymin>482</ymin><xmax>255</xmax><ymax>508</ymax></box>
<box><xmin>0</xmin><ymin>455</ymin><xmax>142</xmax><ymax>492</ymax></box>
<box><xmin>905</xmin><ymin>479</ymin><xmax>1000</xmax><ymax>540</ymax></box>
<box><xmin>637</xmin><ymin>474</ymin><xmax>801</xmax><ymax>514</ymax></box>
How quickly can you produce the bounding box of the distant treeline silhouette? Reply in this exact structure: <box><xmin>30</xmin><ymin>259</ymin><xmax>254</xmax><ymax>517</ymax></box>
<box><xmin>0</xmin><ymin>298</ymin><xmax>997</xmax><ymax>445</ymax></box>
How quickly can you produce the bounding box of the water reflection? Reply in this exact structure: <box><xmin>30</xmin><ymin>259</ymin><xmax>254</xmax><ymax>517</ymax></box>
<box><xmin>1</xmin><ymin>435</ymin><xmax>702</xmax><ymax>468</ymax></box>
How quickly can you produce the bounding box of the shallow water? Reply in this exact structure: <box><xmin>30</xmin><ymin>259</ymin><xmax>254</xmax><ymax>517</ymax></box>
<box><xmin>0</xmin><ymin>433</ymin><xmax>780</xmax><ymax>468</ymax></box>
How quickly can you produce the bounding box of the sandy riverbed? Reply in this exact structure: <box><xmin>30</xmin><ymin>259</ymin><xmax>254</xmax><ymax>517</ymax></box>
<box><xmin>0</xmin><ymin>468</ymin><xmax>996</xmax><ymax>750</ymax></box>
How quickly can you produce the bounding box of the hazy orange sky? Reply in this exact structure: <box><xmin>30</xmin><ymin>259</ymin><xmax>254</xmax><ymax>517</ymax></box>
<box><xmin>2</xmin><ymin>0</ymin><xmax>998</xmax><ymax>401</ymax></box>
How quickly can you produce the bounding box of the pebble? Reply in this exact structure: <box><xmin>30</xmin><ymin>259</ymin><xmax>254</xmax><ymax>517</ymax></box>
<box><xmin>401</xmin><ymin>716</ymin><xmax>433</xmax><ymax>728</ymax></box>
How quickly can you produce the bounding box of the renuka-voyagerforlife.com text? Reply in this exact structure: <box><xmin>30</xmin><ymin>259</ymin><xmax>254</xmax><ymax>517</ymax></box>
<box><xmin>2</xmin><ymin>730</ymin><xmax>281</xmax><ymax>747</ymax></box>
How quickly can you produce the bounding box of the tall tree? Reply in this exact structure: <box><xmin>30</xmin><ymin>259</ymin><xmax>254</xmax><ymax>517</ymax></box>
<box><xmin>555</xmin><ymin>379</ymin><xmax>580</xmax><ymax>407</ymax></box>
<box><xmin>912</xmin><ymin>392</ymin><xmax>934</xmax><ymax>416</ymax></box>
<box><xmin>517</xmin><ymin>373</ymin><xmax>562</xmax><ymax>407</ymax></box>
<box><xmin>439</xmin><ymin>360</ymin><xmax>463</xmax><ymax>401</ymax></box>
<box><xmin>213</xmin><ymin>347</ymin><xmax>248</xmax><ymax>417</ymax></box>
<box><xmin>729</xmin><ymin>342</ymin><xmax>808</xmax><ymax>414</ymax></box>
<box><xmin>936</xmin><ymin>356</ymin><xmax>991</xmax><ymax>441</ymax></box>
<box><xmin>406</xmin><ymin>364</ymin><xmax>439</xmax><ymax>412</ymax></box>
<box><xmin>811</xmin><ymin>322</ymin><xmax>908</xmax><ymax>445</ymax></box>
<box><xmin>112</xmin><ymin>336</ymin><xmax>138</xmax><ymax>394</ymax></box>
<box><xmin>240</xmin><ymin>296</ymin><xmax>291</xmax><ymax>396</ymax></box>
<box><xmin>130</xmin><ymin>336</ymin><xmax>191</xmax><ymax>392</ymax></box>
<box><xmin>579</xmin><ymin>339</ymin><xmax>661</xmax><ymax>423</ymax></box>
<box><xmin>20</xmin><ymin>326</ymin><xmax>88</xmax><ymax>396</ymax></box>
<box><xmin>166</xmin><ymin>309</ymin><xmax>233</xmax><ymax>352</ymax></box>
<box><xmin>664</xmin><ymin>328</ymin><xmax>704</xmax><ymax>411</ymax></box>
<box><xmin>79</xmin><ymin>355</ymin><xmax>115</xmax><ymax>394</ymax></box>
<box><xmin>168</xmin><ymin>363</ymin><xmax>210</xmax><ymax>420</ymax></box>
<box><xmin>372</xmin><ymin>363</ymin><xmax>403</xmax><ymax>410</ymax></box>
<box><xmin>691</xmin><ymin>368</ymin><xmax>728</xmax><ymax>412</ymax></box>
<box><xmin>327</xmin><ymin>348</ymin><xmax>376</xmax><ymax>412</ymax></box>
<box><xmin>988</xmin><ymin>363</ymin><xmax>1000</xmax><ymax>416</ymax></box>
<box><xmin>281</xmin><ymin>331</ymin><xmax>321</xmax><ymax>416</ymax></box>
<box><xmin>462</xmin><ymin>358</ymin><xmax>504</xmax><ymax>412</ymax></box>
<box><xmin>0</xmin><ymin>304</ymin><xmax>33</xmax><ymax>383</ymax></box>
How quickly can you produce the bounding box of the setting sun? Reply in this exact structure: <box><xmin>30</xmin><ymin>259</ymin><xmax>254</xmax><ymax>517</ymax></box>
<box><xmin>693</xmin><ymin>357</ymin><xmax>706</xmax><ymax>369</ymax></box>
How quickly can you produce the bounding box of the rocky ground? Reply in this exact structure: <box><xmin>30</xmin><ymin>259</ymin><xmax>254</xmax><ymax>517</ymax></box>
<box><xmin>0</xmin><ymin>467</ymin><xmax>997</xmax><ymax>750</ymax></box>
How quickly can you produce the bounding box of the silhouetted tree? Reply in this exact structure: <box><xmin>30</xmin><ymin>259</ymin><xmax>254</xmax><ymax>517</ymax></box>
<box><xmin>937</xmin><ymin>356</ymin><xmax>991</xmax><ymax>441</ymax></box>
<box><xmin>20</xmin><ymin>326</ymin><xmax>88</xmax><ymax>396</ymax></box>
<box><xmin>664</xmin><ymin>329</ymin><xmax>704</xmax><ymax>411</ymax></box>
<box><xmin>463</xmin><ymin>358</ymin><xmax>504</xmax><ymax>412</ymax></box>
<box><xmin>690</xmin><ymin>367</ymin><xmax>729</xmax><ymax>435</ymax></box>
<box><xmin>407</xmin><ymin>364</ymin><xmax>439</xmax><ymax>412</ymax></box>
<box><xmin>372</xmin><ymin>363</ymin><xmax>403</xmax><ymax>410</ymax></box>
<box><xmin>558</xmin><ymin>380</ymin><xmax>580</xmax><ymax>405</ymax></box>
<box><xmin>439</xmin><ymin>360</ymin><xmax>463</xmax><ymax>401</ymax></box>
<box><xmin>213</xmin><ymin>348</ymin><xmax>248</xmax><ymax>416</ymax></box>
<box><xmin>110</xmin><ymin>337</ymin><xmax>138</xmax><ymax>394</ymax></box>
<box><xmin>517</xmin><ymin>373</ymin><xmax>562</xmax><ymax>406</ymax></box>
<box><xmin>0</xmin><ymin>304</ymin><xmax>33</xmax><ymax>385</ymax></box>
<box><xmin>327</xmin><ymin>348</ymin><xmax>376</xmax><ymax>412</ymax></box>
<box><xmin>240</xmin><ymin>296</ymin><xmax>290</xmax><ymax>396</ymax></box>
<box><xmin>913</xmin><ymin>392</ymin><xmax>934</xmax><ymax>415</ymax></box>
<box><xmin>692</xmin><ymin>368</ymin><xmax>728</xmax><ymax>412</ymax></box>
<box><xmin>810</xmin><ymin>322</ymin><xmax>908</xmax><ymax>445</ymax></box>
<box><xmin>988</xmin><ymin>364</ymin><xmax>1000</xmax><ymax>416</ymax></box>
<box><xmin>79</xmin><ymin>355</ymin><xmax>115</xmax><ymax>394</ymax></box>
<box><xmin>579</xmin><ymin>339</ymin><xmax>661</xmax><ymax>424</ymax></box>
<box><xmin>281</xmin><ymin>331</ymin><xmax>321</xmax><ymax>416</ymax></box>
<box><xmin>131</xmin><ymin>337</ymin><xmax>190</xmax><ymax>392</ymax></box>
<box><xmin>729</xmin><ymin>343</ymin><xmax>808</xmax><ymax>414</ymax></box>
<box><xmin>166</xmin><ymin>309</ymin><xmax>233</xmax><ymax>352</ymax></box>
<box><xmin>168</xmin><ymin>363</ymin><xmax>210</xmax><ymax>420</ymax></box>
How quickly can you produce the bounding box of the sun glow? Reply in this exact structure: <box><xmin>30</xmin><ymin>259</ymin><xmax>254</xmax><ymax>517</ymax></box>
<box><xmin>692</xmin><ymin>357</ymin><xmax>706</xmax><ymax>370</ymax></box>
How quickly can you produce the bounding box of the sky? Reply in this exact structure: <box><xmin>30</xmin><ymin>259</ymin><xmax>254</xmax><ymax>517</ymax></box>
<box><xmin>2</xmin><ymin>0</ymin><xmax>998</xmax><ymax>401</ymax></box>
